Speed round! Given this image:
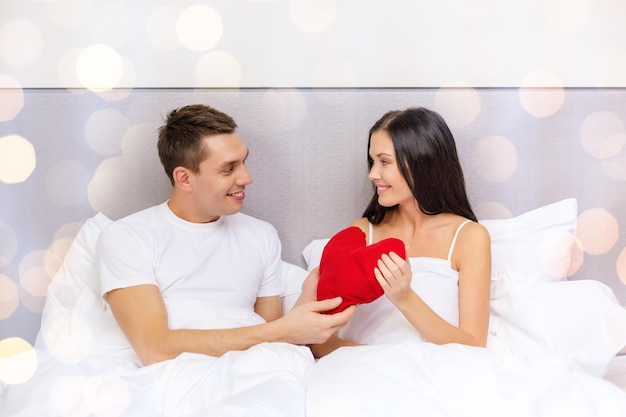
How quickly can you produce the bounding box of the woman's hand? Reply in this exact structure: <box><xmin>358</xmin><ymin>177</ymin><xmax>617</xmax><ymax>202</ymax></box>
<box><xmin>374</xmin><ymin>251</ymin><xmax>413</xmax><ymax>305</ymax></box>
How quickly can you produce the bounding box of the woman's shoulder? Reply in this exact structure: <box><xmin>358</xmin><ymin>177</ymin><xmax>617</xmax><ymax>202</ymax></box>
<box><xmin>350</xmin><ymin>217</ymin><xmax>369</xmax><ymax>228</ymax></box>
<box><xmin>350</xmin><ymin>217</ymin><xmax>370</xmax><ymax>234</ymax></box>
<box><xmin>455</xmin><ymin>218</ymin><xmax>491</xmax><ymax>248</ymax></box>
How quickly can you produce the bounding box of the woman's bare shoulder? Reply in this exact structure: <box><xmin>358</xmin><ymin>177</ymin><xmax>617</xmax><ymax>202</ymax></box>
<box><xmin>350</xmin><ymin>217</ymin><xmax>369</xmax><ymax>233</ymax></box>
<box><xmin>457</xmin><ymin>220</ymin><xmax>491</xmax><ymax>250</ymax></box>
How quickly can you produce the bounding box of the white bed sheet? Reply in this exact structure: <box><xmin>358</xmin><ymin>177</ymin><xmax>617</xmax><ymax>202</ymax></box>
<box><xmin>306</xmin><ymin>343</ymin><xmax>626</xmax><ymax>417</ymax></box>
<box><xmin>605</xmin><ymin>355</ymin><xmax>626</xmax><ymax>391</ymax></box>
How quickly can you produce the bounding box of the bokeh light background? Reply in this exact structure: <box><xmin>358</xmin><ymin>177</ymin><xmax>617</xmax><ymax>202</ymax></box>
<box><xmin>1</xmin><ymin>0</ymin><xmax>626</xmax><ymax>379</ymax></box>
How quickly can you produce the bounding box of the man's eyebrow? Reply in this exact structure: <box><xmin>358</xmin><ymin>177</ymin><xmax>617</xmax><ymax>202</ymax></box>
<box><xmin>217</xmin><ymin>150</ymin><xmax>249</xmax><ymax>169</ymax></box>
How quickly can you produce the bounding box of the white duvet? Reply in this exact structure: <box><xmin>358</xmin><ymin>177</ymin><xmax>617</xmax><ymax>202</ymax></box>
<box><xmin>308</xmin><ymin>343</ymin><xmax>626</xmax><ymax>417</ymax></box>
<box><xmin>3</xmin><ymin>206</ymin><xmax>626</xmax><ymax>416</ymax></box>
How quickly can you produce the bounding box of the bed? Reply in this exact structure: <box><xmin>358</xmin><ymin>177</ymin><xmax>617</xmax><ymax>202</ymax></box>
<box><xmin>1</xmin><ymin>198</ymin><xmax>625</xmax><ymax>416</ymax></box>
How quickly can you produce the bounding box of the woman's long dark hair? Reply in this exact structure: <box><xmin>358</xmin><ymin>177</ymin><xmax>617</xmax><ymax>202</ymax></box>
<box><xmin>363</xmin><ymin>107</ymin><xmax>477</xmax><ymax>224</ymax></box>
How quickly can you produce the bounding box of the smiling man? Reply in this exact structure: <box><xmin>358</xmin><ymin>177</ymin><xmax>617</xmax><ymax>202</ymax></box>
<box><xmin>96</xmin><ymin>104</ymin><xmax>354</xmax><ymax>415</ymax></box>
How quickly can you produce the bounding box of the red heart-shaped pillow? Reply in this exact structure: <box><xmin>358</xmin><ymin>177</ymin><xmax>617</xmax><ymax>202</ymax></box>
<box><xmin>317</xmin><ymin>226</ymin><xmax>406</xmax><ymax>314</ymax></box>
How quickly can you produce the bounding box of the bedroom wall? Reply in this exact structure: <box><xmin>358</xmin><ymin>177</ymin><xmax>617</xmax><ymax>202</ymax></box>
<box><xmin>1</xmin><ymin>1</ymin><xmax>626</xmax><ymax>347</ymax></box>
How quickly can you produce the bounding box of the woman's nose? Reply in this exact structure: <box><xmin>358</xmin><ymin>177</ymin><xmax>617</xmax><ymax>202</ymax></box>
<box><xmin>368</xmin><ymin>166</ymin><xmax>380</xmax><ymax>181</ymax></box>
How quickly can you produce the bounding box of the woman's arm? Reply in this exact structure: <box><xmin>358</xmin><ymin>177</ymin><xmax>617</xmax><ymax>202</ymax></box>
<box><xmin>374</xmin><ymin>222</ymin><xmax>491</xmax><ymax>347</ymax></box>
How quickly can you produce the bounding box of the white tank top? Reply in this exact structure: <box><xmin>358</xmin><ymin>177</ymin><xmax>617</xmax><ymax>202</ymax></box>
<box><xmin>337</xmin><ymin>220</ymin><xmax>471</xmax><ymax>345</ymax></box>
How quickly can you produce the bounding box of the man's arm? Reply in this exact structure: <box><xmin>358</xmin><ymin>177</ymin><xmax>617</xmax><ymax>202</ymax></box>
<box><xmin>107</xmin><ymin>281</ymin><xmax>355</xmax><ymax>366</ymax></box>
<box><xmin>254</xmin><ymin>295</ymin><xmax>282</xmax><ymax>322</ymax></box>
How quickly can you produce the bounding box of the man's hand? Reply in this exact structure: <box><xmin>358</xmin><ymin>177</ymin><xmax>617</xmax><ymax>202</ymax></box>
<box><xmin>293</xmin><ymin>267</ymin><xmax>321</xmax><ymax>307</ymax></box>
<box><xmin>280</xmin><ymin>267</ymin><xmax>356</xmax><ymax>345</ymax></box>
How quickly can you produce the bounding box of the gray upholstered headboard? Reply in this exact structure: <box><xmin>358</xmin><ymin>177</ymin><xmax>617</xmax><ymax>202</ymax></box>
<box><xmin>2</xmin><ymin>88</ymin><xmax>626</xmax><ymax>345</ymax></box>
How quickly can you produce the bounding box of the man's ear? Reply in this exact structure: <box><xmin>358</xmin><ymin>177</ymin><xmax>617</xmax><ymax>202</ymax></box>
<box><xmin>172</xmin><ymin>166</ymin><xmax>192</xmax><ymax>191</ymax></box>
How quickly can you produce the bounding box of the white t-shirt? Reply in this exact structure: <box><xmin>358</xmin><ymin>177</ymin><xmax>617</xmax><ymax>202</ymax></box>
<box><xmin>97</xmin><ymin>202</ymin><xmax>282</xmax><ymax>330</ymax></box>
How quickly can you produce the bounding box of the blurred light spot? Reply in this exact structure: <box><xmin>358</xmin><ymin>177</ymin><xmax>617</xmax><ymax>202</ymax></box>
<box><xmin>85</xmin><ymin>109</ymin><xmax>128</xmax><ymax>156</ymax></box>
<box><xmin>260</xmin><ymin>89</ymin><xmax>308</xmax><ymax>132</ymax></box>
<box><xmin>576</xmin><ymin>208</ymin><xmax>619</xmax><ymax>255</ymax></box>
<box><xmin>543</xmin><ymin>0</ymin><xmax>589</xmax><ymax>35</ymax></box>
<box><xmin>44</xmin><ymin>237</ymin><xmax>73</xmax><ymax>280</ymax></box>
<box><xmin>88</xmin><ymin>158</ymin><xmax>127</xmax><ymax>216</ymax></box>
<box><xmin>47</xmin><ymin>0</ymin><xmax>92</xmax><ymax>27</ymax></box>
<box><xmin>0</xmin><ymin>274</ymin><xmax>19</xmax><ymax>319</ymax></box>
<box><xmin>472</xmin><ymin>136</ymin><xmax>518</xmax><ymax>182</ymax></box>
<box><xmin>0</xmin><ymin>75</ymin><xmax>24</xmax><ymax>121</ymax></box>
<box><xmin>20</xmin><ymin>265</ymin><xmax>50</xmax><ymax>299</ymax></box>
<box><xmin>475</xmin><ymin>201</ymin><xmax>513</xmax><ymax>220</ymax></box>
<box><xmin>566</xmin><ymin>237</ymin><xmax>584</xmax><ymax>277</ymax></box>
<box><xmin>618</xmin><ymin>247</ymin><xmax>626</xmax><ymax>285</ymax></box>
<box><xmin>0</xmin><ymin>221</ymin><xmax>18</xmax><ymax>267</ymax></box>
<box><xmin>146</xmin><ymin>4</ymin><xmax>183</xmax><ymax>51</ymax></box>
<box><xmin>444</xmin><ymin>0</ymin><xmax>492</xmax><ymax>19</ymax></box>
<box><xmin>177</xmin><ymin>5</ymin><xmax>222</xmax><ymax>51</ymax></box>
<box><xmin>601</xmin><ymin>146</ymin><xmax>626</xmax><ymax>181</ymax></box>
<box><xmin>580</xmin><ymin>111</ymin><xmax>626</xmax><ymax>159</ymax></box>
<box><xmin>0</xmin><ymin>135</ymin><xmax>36</xmax><ymax>184</ymax></box>
<box><xmin>434</xmin><ymin>82</ymin><xmax>481</xmax><ymax>128</ymax></box>
<box><xmin>519</xmin><ymin>72</ymin><xmax>564</xmax><ymax>117</ymax></box>
<box><xmin>76</xmin><ymin>44</ymin><xmax>124</xmax><ymax>91</ymax></box>
<box><xmin>19</xmin><ymin>250</ymin><xmax>52</xmax><ymax>313</ymax></box>
<box><xmin>50</xmin><ymin>375</ymin><xmax>89</xmax><ymax>415</ymax></box>
<box><xmin>58</xmin><ymin>48</ymin><xmax>88</xmax><ymax>90</ymax></box>
<box><xmin>51</xmin><ymin>375</ymin><xmax>131</xmax><ymax>416</ymax></box>
<box><xmin>97</xmin><ymin>56</ymin><xmax>136</xmax><ymax>94</ymax></box>
<box><xmin>88</xmin><ymin>123</ymin><xmax>171</xmax><ymax>218</ymax></box>
<box><xmin>312</xmin><ymin>88</ymin><xmax>355</xmax><ymax>105</ymax></box>
<box><xmin>290</xmin><ymin>0</ymin><xmax>336</xmax><ymax>32</ymax></box>
<box><xmin>0</xmin><ymin>337</ymin><xmax>37</xmax><ymax>384</ymax></box>
<box><xmin>84</xmin><ymin>375</ymin><xmax>131</xmax><ymax>416</ymax></box>
<box><xmin>539</xmin><ymin>232</ymin><xmax>577</xmax><ymax>279</ymax></box>
<box><xmin>0</xmin><ymin>19</ymin><xmax>43</xmax><ymax>67</ymax></box>
<box><xmin>44</xmin><ymin>160</ymin><xmax>90</xmax><ymax>207</ymax></box>
<box><xmin>195</xmin><ymin>51</ymin><xmax>241</xmax><ymax>87</ymax></box>
<box><xmin>593</xmin><ymin>48</ymin><xmax>626</xmax><ymax>87</ymax></box>
<box><xmin>52</xmin><ymin>221</ymin><xmax>82</xmax><ymax>242</ymax></box>
<box><xmin>96</xmin><ymin>87</ymin><xmax>134</xmax><ymax>103</ymax></box>
<box><xmin>310</xmin><ymin>58</ymin><xmax>357</xmax><ymax>87</ymax></box>
<box><xmin>45</xmin><ymin>316</ymin><xmax>93</xmax><ymax>363</ymax></box>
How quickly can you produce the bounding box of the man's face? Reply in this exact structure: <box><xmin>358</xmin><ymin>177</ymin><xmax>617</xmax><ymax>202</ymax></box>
<box><xmin>188</xmin><ymin>133</ymin><xmax>252</xmax><ymax>221</ymax></box>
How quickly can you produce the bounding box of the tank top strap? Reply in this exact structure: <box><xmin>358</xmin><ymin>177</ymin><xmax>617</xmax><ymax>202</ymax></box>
<box><xmin>447</xmin><ymin>220</ymin><xmax>472</xmax><ymax>262</ymax></box>
<box><xmin>368</xmin><ymin>222</ymin><xmax>374</xmax><ymax>245</ymax></box>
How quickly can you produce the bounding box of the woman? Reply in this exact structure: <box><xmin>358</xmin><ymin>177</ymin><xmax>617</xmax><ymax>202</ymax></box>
<box><xmin>306</xmin><ymin>108</ymin><xmax>626</xmax><ymax>417</ymax></box>
<box><xmin>310</xmin><ymin>107</ymin><xmax>491</xmax><ymax>358</ymax></box>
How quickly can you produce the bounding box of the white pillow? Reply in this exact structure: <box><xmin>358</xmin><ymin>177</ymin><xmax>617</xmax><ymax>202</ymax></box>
<box><xmin>302</xmin><ymin>198</ymin><xmax>578</xmax><ymax>281</ymax></box>
<box><xmin>302</xmin><ymin>237</ymin><xmax>330</xmax><ymax>272</ymax></box>
<box><xmin>480</xmin><ymin>198</ymin><xmax>577</xmax><ymax>280</ymax></box>
<box><xmin>279</xmin><ymin>261</ymin><xmax>308</xmax><ymax>313</ymax></box>
<box><xmin>35</xmin><ymin>213</ymin><xmax>123</xmax><ymax>362</ymax></box>
<box><xmin>489</xmin><ymin>270</ymin><xmax>626</xmax><ymax>377</ymax></box>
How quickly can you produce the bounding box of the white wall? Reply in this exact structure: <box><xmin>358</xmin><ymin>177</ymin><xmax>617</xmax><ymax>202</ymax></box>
<box><xmin>1</xmin><ymin>0</ymin><xmax>626</xmax><ymax>89</ymax></box>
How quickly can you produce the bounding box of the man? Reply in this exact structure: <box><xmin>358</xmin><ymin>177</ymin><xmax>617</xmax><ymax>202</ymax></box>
<box><xmin>96</xmin><ymin>104</ymin><xmax>354</xmax><ymax>415</ymax></box>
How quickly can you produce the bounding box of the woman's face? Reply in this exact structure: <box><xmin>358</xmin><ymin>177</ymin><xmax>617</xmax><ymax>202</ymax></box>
<box><xmin>367</xmin><ymin>130</ymin><xmax>413</xmax><ymax>207</ymax></box>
